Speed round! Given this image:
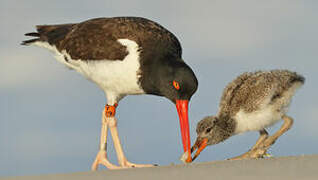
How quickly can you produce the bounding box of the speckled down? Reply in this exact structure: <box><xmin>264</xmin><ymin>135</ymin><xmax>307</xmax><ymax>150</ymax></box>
<box><xmin>217</xmin><ymin>70</ymin><xmax>305</xmax><ymax>117</ymax></box>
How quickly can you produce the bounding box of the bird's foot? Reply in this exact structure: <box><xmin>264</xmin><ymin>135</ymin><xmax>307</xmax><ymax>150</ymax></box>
<box><xmin>91</xmin><ymin>151</ymin><xmax>156</xmax><ymax>170</ymax></box>
<box><xmin>91</xmin><ymin>150</ymin><xmax>121</xmax><ymax>170</ymax></box>
<box><xmin>248</xmin><ymin>148</ymin><xmax>268</xmax><ymax>159</ymax></box>
<box><xmin>120</xmin><ymin>160</ymin><xmax>156</xmax><ymax>168</ymax></box>
<box><xmin>245</xmin><ymin>137</ymin><xmax>275</xmax><ymax>159</ymax></box>
<box><xmin>263</xmin><ymin>152</ymin><xmax>273</xmax><ymax>158</ymax></box>
<box><xmin>228</xmin><ymin>148</ymin><xmax>269</xmax><ymax>160</ymax></box>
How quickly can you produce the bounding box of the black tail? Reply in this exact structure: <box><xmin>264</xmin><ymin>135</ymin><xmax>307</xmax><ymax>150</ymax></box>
<box><xmin>290</xmin><ymin>72</ymin><xmax>305</xmax><ymax>85</ymax></box>
<box><xmin>21</xmin><ymin>32</ymin><xmax>41</xmax><ymax>45</ymax></box>
<box><xmin>22</xmin><ymin>23</ymin><xmax>75</xmax><ymax>46</ymax></box>
<box><xmin>294</xmin><ymin>74</ymin><xmax>306</xmax><ymax>84</ymax></box>
<box><xmin>25</xmin><ymin>32</ymin><xmax>40</xmax><ymax>37</ymax></box>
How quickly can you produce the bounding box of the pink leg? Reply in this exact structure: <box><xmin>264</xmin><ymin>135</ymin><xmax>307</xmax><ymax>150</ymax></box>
<box><xmin>91</xmin><ymin>108</ymin><xmax>120</xmax><ymax>170</ymax></box>
<box><xmin>229</xmin><ymin>129</ymin><xmax>268</xmax><ymax>160</ymax></box>
<box><xmin>256</xmin><ymin>115</ymin><xmax>294</xmax><ymax>153</ymax></box>
<box><xmin>230</xmin><ymin>115</ymin><xmax>294</xmax><ymax>160</ymax></box>
<box><xmin>108</xmin><ymin>116</ymin><xmax>154</xmax><ymax>168</ymax></box>
<box><xmin>92</xmin><ymin>104</ymin><xmax>154</xmax><ymax>170</ymax></box>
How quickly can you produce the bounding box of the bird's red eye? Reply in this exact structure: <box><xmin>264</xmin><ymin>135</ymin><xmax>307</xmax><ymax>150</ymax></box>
<box><xmin>173</xmin><ymin>80</ymin><xmax>180</xmax><ymax>90</ymax></box>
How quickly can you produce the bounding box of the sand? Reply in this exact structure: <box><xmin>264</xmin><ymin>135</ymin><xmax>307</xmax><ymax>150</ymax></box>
<box><xmin>3</xmin><ymin>155</ymin><xmax>318</xmax><ymax>180</ymax></box>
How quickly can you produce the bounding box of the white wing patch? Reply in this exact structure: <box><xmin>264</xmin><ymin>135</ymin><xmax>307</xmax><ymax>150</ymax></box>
<box><xmin>32</xmin><ymin>39</ymin><xmax>145</xmax><ymax>103</ymax></box>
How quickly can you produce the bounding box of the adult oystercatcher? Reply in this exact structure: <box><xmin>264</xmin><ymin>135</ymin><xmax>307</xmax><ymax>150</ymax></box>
<box><xmin>181</xmin><ymin>70</ymin><xmax>304</xmax><ymax>162</ymax></box>
<box><xmin>22</xmin><ymin>17</ymin><xmax>198</xmax><ymax>169</ymax></box>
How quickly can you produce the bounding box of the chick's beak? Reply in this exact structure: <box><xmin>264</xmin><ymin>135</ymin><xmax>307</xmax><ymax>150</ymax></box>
<box><xmin>191</xmin><ymin>138</ymin><xmax>208</xmax><ymax>161</ymax></box>
<box><xmin>180</xmin><ymin>137</ymin><xmax>208</xmax><ymax>163</ymax></box>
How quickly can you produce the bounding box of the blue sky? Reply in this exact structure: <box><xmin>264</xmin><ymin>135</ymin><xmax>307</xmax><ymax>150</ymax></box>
<box><xmin>1</xmin><ymin>0</ymin><xmax>318</xmax><ymax>177</ymax></box>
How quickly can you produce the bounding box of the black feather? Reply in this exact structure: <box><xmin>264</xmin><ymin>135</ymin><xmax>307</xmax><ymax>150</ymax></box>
<box><xmin>24</xmin><ymin>32</ymin><xmax>40</xmax><ymax>37</ymax></box>
<box><xmin>291</xmin><ymin>74</ymin><xmax>305</xmax><ymax>84</ymax></box>
<box><xmin>21</xmin><ymin>38</ymin><xmax>40</xmax><ymax>45</ymax></box>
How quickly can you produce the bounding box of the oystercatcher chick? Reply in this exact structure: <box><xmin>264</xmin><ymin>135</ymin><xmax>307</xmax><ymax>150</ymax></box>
<box><xmin>182</xmin><ymin>70</ymin><xmax>304</xmax><ymax>162</ymax></box>
<box><xmin>22</xmin><ymin>17</ymin><xmax>198</xmax><ymax>169</ymax></box>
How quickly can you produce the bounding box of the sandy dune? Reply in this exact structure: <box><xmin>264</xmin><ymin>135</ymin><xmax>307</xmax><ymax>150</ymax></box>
<box><xmin>3</xmin><ymin>155</ymin><xmax>318</xmax><ymax>180</ymax></box>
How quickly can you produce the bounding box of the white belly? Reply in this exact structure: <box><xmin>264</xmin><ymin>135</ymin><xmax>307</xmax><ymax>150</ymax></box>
<box><xmin>33</xmin><ymin>39</ymin><xmax>145</xmax><ymax>102</ymax></box>
<box><xmin>234</xmin><ymin>105</ymin><xmax>283</xmax><ymax>134</ymax></box>
<box><xmin>75</xmin><ymin>58</ymin><xmax>144</xmax><ymax>96</ymax></box>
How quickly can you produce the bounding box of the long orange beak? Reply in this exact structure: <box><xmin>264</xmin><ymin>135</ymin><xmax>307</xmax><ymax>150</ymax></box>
<box><xmin>176</xmin><ymin>100</ymin><xmax>192</xmax><ymax>163</ymax></box>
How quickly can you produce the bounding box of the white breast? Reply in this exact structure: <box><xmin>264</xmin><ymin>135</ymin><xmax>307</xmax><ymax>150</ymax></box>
<box><xmin>33</xmin><ymin>39</ymin><xmax>145</xmax><ymax>103</ymax></box>
<box><xmin>234</xmin><ymin>105</ymin><xmax>283</xmax><ymax>134</ymax></box>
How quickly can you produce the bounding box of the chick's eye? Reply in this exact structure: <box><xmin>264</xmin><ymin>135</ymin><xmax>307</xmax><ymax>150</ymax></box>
<box><xmin>206</xmin><ymin>127</ymin><xmax>212</xmax><ymax>133</ymax></box>
<box><xmin>173</xmin><ymin>80</ymin><xmax>180</xmax><ymax>90</ymax></box>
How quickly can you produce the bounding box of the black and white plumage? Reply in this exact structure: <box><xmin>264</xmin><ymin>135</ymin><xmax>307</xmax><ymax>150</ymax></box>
<box><xmin>22</xmin><ymin>17</ymin><xmax>193</xmax><ymax>103</ymax></box>
<box><xmin>23</xmin><ymin>17</ymin><xmax>198</xmax><ymax>169</ymax></box>
<box><xmin>182</xmin><ymin>70</ymin><xmax>304</xmax><ymax>162</ymax></box>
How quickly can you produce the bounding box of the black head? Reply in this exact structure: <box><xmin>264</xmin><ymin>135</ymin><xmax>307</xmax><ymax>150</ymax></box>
<box><xmin>145</xmin><ymin>59</ymin><xmax>198</xmax><ymax>103</ymax></box>
<box><xmin>139</xmin><ymin>56</ymin><xmax>198</xmax><ymax>162</ymax></box>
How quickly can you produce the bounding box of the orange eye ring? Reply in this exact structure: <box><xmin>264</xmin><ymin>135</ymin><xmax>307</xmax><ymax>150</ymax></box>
<box><xmin>173</xmin><ymin>80</ymin><xmax>180</xmax><ymax>90</ymax></box>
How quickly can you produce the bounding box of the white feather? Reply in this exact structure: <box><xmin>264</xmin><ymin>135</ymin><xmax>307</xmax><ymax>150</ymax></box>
<box><xmin>32</xmin><ymin>39</ymin><xmax>145</xmax><ymax>104</ymax></box>
<box><xmin>234</xmin><ymin>105</ymin><xmax>283</xmax><ymax>134</ymax></box>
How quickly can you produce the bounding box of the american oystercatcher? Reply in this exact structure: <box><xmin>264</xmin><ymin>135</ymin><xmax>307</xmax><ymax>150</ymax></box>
<box><xmin>181</xmin><ymin>70</ymin><xmax>304</xmax><ymax>162</ymax></box>
<box><xmin>22</xmin><ymin>17</ymin><xmax>198</xmax><ymax>169</ymax></box>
